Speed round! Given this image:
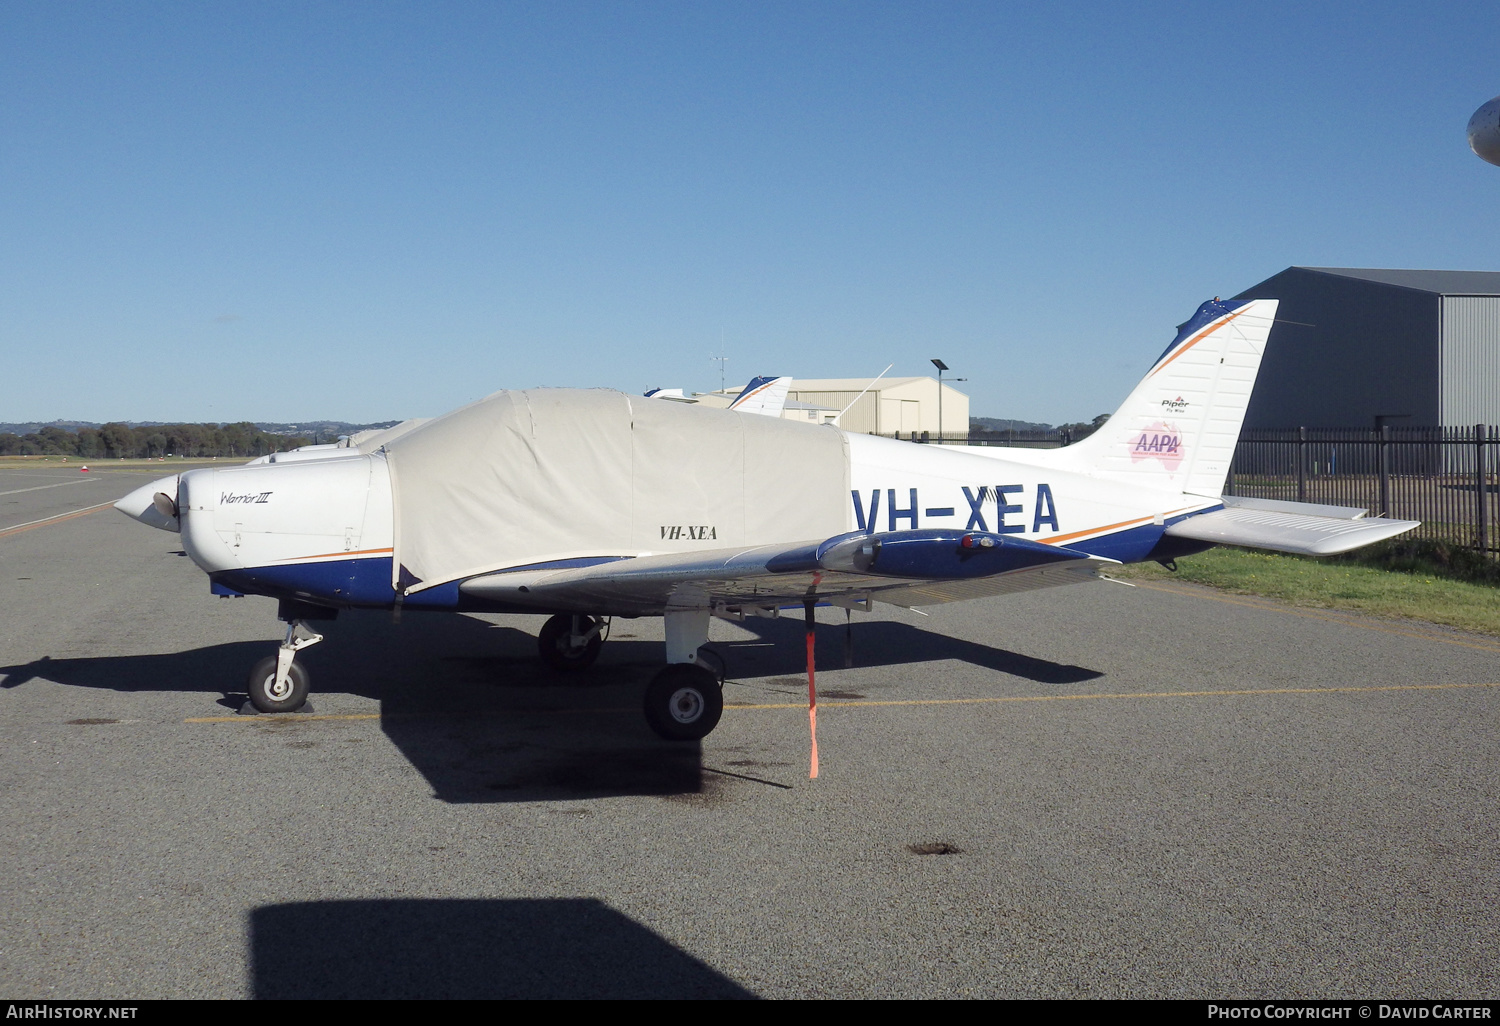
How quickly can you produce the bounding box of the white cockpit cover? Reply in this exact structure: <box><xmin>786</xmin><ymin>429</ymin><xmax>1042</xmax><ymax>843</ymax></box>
<box><xmin>382</xmin><ymin>389</ymin><xmax>850</xmax><ymax>594</ymax></box>
<box><xmin>347</xmin><ymin>418</ymin><xmax>430</xmax><ymax>451</ymax></box>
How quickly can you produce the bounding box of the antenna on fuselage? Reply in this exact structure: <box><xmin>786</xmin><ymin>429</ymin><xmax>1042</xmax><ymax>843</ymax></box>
<box><xmin>833</xmin><ymin>364</ymin><xmax>894</xmax><ymax>427</ymax></box>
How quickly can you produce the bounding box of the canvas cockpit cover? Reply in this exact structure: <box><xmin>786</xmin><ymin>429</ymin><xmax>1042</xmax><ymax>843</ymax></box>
<box><xmin>381</xmin><ymin>389</ymin><xmax>851</xmax><ymax>594</ymax></box>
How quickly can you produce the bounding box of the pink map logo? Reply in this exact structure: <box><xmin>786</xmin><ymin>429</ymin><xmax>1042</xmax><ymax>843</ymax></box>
<box><xmin>1130</xmin><ymin>422</ymin><xmax>1184</xmax><ymax>471</ymax></box>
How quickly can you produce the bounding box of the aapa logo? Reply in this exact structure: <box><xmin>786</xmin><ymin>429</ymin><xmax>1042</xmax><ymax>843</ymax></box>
<box><xmin>1160</xmin><ymin>396</ymin><xmax>1189</xmax><ymax>412</ymax></box>
<box><xmin>1129</xmin><ymin>422</ymin><xmax>1184</xmax><ymax>471</ymax></box>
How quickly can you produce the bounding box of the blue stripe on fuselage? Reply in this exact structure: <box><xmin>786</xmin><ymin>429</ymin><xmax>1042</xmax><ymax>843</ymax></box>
<box><xmin>209</xmin><ymin>554</ymin><xmax>632</xmax><ymax>612</ymax></box>
<box><xmin>211</xmin><ymin>556</ymin><xmax>413</xmax><ymax>608</ymax></box>
<box><xmin>1059</xmin><ymin>506</ymin><xmax>1221</xmax><ymax>563</ymax></box>
<box><xmin>1066</xmin><ymin>523</ymin><xmax>1164</xmax><ymax>563</ymax></box>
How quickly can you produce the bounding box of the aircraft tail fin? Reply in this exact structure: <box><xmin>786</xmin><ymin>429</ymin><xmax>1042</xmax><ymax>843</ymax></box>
<box><xmin>1065</xmin><ymin>297</ymin><xmax>1278</xmax><ymax>497</ymax></box>
<box><xmin>729</xmin><ymin>376</ymin><xmax>792</xmax><ymax>418</ymax></box>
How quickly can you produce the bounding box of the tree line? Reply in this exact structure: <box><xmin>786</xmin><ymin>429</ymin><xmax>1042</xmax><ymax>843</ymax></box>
<box><xmin>0</xmin><ymin>423</ymin><xmax>312</xmax><ymax>459</ymax></box>
<box><xmin>968</xmin><ymin>413</ymin><xmax>1110</xmax><ymax>443</ymax></box>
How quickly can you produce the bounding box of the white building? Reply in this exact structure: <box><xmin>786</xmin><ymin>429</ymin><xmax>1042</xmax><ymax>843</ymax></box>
<box><xmin>670</xmin><ymin>375</ymin><xmax>971</xmax><ymax>438</ymax></box>
<box><xmin>784</xmin><ymin>377</ymin><xmax>969</xmax><ymax>439</ymax></box>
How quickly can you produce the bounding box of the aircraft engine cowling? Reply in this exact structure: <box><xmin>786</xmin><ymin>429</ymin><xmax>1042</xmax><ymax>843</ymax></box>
<box><xmin>173</xmin><ymin>454</ymin><xmax>391</xmax><ymax>580</ymax></box>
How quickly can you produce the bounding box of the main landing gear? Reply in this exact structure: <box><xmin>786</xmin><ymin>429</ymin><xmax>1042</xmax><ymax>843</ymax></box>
<box><xmin>643</xmin><ymin>663</ymin><xmax>723</xmax><ymax>741</ymax></box>
<box><xmin>640</xmin><ymin>605</ymin><xmax>723</xmax><ymax>742</ymax></box>
<box><xmin>245</xmin><ymin>618</ymin><xmax>324</xmax><ymax>713</ymax></box>
<box><xmin>533</xmin><ymin>607</ymin><xmax>725</xmax><ymax>741</ymax></box>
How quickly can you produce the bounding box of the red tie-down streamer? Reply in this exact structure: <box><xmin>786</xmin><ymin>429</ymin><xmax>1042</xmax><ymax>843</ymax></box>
<box><xmin>803</xmin><ymin>597</ymin><xmax>819</xmax><ymax>779</ymax></box>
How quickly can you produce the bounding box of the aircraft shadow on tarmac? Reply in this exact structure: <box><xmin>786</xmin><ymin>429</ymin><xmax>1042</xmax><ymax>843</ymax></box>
<box><xmin>250</xmin><ymin>898</ymin><xmax>754</xmax><ymax>999</ymax></box>
<box><xmin>0</xmin><ymin>608</ymin><xmax>1102</xmax><ymax>805</ymax></box>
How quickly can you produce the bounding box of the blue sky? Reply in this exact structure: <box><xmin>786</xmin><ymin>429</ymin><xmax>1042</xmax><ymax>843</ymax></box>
<box><xmin>4</xmin><ymin>1</ymin><xmax>1499</xmax><ymax>425</ymax></box>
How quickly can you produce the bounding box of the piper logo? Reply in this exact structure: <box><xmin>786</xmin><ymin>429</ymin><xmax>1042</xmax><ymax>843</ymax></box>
<box><xmin>1161</xmin><ymin>396</ymin><xmax>1189</xmax><ymax>412</ymax></box>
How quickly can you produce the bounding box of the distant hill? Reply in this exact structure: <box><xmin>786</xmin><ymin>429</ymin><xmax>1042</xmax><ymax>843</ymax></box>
<box><xmin>0</xmin><ymin>420</ymin><xmax>167</xmax><ymax>435</ymax></box>
<box><xmin>970</xmin><ymin>414</ymin><xmax>1109</xmax><ymax>442</ymax></box>
<box><xmin>0</xmin><ymin>419</ymin><xmax>400</xmax><ymax>438</ymax></box>
<box><xmin>0</xmin><ymin>419</ymin><xmax>405</xmax><ymax>458</ymax></box>
<box><xmin>248</xmin><ymin>421</ymin><xmax>402</xmax><ymax>438</ymax></box>
<box><xmin>970</xmin><ymin>417</ymin><xmax>1056</xmax><ymax>434</ymax></box>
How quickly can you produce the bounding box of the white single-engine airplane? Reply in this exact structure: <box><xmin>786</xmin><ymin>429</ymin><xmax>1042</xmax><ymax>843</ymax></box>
<box><xmin>117</xmin><ymin>298</ymin><xmax>1418</xmax><ymax>743</ymax></box>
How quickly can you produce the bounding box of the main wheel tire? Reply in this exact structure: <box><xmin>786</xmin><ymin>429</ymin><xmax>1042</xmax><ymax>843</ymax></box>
<box><xmin>643</xmin><ymin>664</ymin><xmax>723</xmax><ymax>741</ymax></box>
<box><xmin>538</xmin><ymin>614</ymin><xmax>603</xmax><ymax>672</ymax></box>
<box><xmin>246</xmin><ymin>655</ymin><xmax>311</xmax><ymax>714</ymax></box>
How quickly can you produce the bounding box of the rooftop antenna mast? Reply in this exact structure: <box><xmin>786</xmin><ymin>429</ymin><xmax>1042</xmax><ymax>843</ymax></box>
<box><xmin>711</xmin><ymin>331</ymin><xmax>728</xmax><ymax>393</ymax></box>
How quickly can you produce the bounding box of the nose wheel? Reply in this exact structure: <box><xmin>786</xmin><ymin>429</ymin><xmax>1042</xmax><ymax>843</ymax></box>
<box><xmin>643</xmin><ymin>664</ymin><xmax>723</xmax><ymax>741</ymax></box>
<box><xmin>244</xmin><ymin>619</ymin><xmax>323</xmax><ymax>713</ymax></box>
<box><xmin>247</xmin><ymin>656</ymin><xmax>311</xmax><ymax>713</ymax></box>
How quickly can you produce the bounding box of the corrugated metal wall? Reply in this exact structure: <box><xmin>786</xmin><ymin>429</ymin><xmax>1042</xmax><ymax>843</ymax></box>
<box><xmin>1440</xmin><ymin>296</ymin><xmax>1500</xmax><ymax>427</ymax></box>
<box><xmin>789</xmin><ymin>391</ymin><xmax>877</xmax><ymax>433</ymax></box>
<box><xmin>1237</xmin><ymin>269</ymin><xmax>1441</xmax><ymax>428</ymax></box>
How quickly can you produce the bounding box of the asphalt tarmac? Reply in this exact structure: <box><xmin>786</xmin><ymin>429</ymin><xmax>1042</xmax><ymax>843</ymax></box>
<box><xmin>1</xmin><ymin>464</ymin><xmax>1497</xmax><ymax>998</ymax></box>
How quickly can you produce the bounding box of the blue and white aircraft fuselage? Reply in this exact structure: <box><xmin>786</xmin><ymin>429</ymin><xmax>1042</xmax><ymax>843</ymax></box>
<box><xmin>115</xmin><ymin>298</ymin><xmax>1419</xmax><ymax>739</ymax></box>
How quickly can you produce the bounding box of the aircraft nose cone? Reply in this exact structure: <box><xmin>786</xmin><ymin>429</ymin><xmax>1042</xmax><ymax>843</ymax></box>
<box><xmin>115</xmin><ymin>474</ymin><xmax>182</xmax><ymax>532</ymax></box>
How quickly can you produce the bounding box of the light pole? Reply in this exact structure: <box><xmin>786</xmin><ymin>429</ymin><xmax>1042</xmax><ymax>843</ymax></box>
<box><xmin>931</xmin><ymin>360</ymin><xmax>947</xmax><ymax>440</ymax></box>
<box><xmin>930</xmin><ymin>360</ymin><xmax>966</xmax><ymax>442</ymax></box>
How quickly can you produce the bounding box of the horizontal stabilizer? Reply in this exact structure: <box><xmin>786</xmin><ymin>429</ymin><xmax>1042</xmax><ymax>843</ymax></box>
<box><xmin>1221</xmin><ymin>495</ymin><xmax>1369</xmax><ymax>520</ymax></box>
<box><xmin>1164</xmin><ymin>505</ymin><xmax>1419</xmax><ymax>556</ymax></box>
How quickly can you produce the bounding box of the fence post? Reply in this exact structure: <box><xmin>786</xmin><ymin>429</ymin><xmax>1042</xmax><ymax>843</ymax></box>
<box><xmin>1378</xmin><ymin>424</ymin><xmax>1391</xmax><ymax>518</ymax></box>
<box><xmin>1226</xmin><ymin>449</ymin><xmax>1236</xmax><ymax>496</ymax></box>
<box><xmin>1480</xmin><ymin>424</ymin><xmax>1490</xmax><ymax>556</ymax></box>
<box><xmin>1296</xmin><ymin>426</ymin><xmax>1307</xmax><ymax>503</ymax></box>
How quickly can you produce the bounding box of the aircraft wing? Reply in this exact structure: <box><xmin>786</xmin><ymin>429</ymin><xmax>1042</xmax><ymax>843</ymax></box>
<box><xmin>1164</xmin><ymin>502</ymin><xmax>1420</xmax><ymax>555</ymax></box>
<box><xmin>458</xmin><ymin>528</ymin><xmax>1117</xmax><ymax>615</ymax></box>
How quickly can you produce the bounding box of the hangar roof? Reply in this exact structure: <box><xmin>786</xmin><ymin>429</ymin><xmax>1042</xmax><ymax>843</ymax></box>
<box><xmin>786</xmin><ymin>377</ymin><xmax>931</xmax><ymax>390</ymax></box>
<box><xmin>1295</xmin><ymin>267</ymin><xmax>1500</xmax><ymax>295</ymax></box>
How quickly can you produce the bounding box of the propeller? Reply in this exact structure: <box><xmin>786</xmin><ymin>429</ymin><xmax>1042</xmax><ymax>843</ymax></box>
<box><xmin>151</xmin><ymin>490</ymin><xmax>179</xmax><ymax>520</ymax></box>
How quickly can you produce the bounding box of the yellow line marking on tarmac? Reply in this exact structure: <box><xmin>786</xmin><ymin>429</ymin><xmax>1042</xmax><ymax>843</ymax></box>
<box><xmin>185</xmin><ymin>712</ymin><xmax>386</xmax><ymax>723</ymax></box>
<box><xmin>1129</xmin><ymin>579</ymin><xmax>1500</xmax><ymax>655</ymax></box>
<box><xmin>0</xmin><ymin>501</ymin><xmax>117</xmax><ymax>538</ymax></box>
<box><xmin>185</xmin><ymin>681</ymin><xmax>1499</xmax><ymax>723</ymax></box>
<box><xmin>722</xmin><ymin>681</ymin><xmax>1500</xmax><ymax>709</ymax></box>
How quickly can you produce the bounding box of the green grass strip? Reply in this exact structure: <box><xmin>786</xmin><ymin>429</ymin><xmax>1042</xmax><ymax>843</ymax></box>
<box><xmin>1115</xmin><ymin>546</ymin><xmax>1500</xmax><ymax>637</ymax></box>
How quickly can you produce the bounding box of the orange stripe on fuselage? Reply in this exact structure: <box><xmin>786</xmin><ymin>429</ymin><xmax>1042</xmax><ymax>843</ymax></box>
<box><xmin>274</xmin><ymin>546</ymin><xmax>393</xmax><ymax>564</ymax></box>
<box><xmin>1042</xmin><ymin>515</ymin><xmax>1153</xmax><ymax>547</ymax></box>
<box><xmin>1039</xmin><ymin>505</ymin><xmax>1204</xmax><ymax>548</ymax></box>
<box><xmin>1147</xmin><ymin>307</ymin><xmax>1249</xmax><ymax>379</ymax></box>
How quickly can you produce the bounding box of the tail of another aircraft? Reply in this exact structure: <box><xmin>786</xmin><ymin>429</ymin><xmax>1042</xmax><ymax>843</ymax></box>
<box><xmin>1065</xmin><ymin>297</ymin><xmax>1278</xmax><ymax>498</ymax></box>
<box><xmin>729</xmin><ymin>376</ymin><xmax>792</xmax><ymax>418</ymax></box>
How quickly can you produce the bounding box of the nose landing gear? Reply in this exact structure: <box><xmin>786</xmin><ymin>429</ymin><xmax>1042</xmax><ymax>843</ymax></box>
<box><xmin>245</xmin><ymin>619</ymin><xmax>323</xmax><ymax>713</ymax></box>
